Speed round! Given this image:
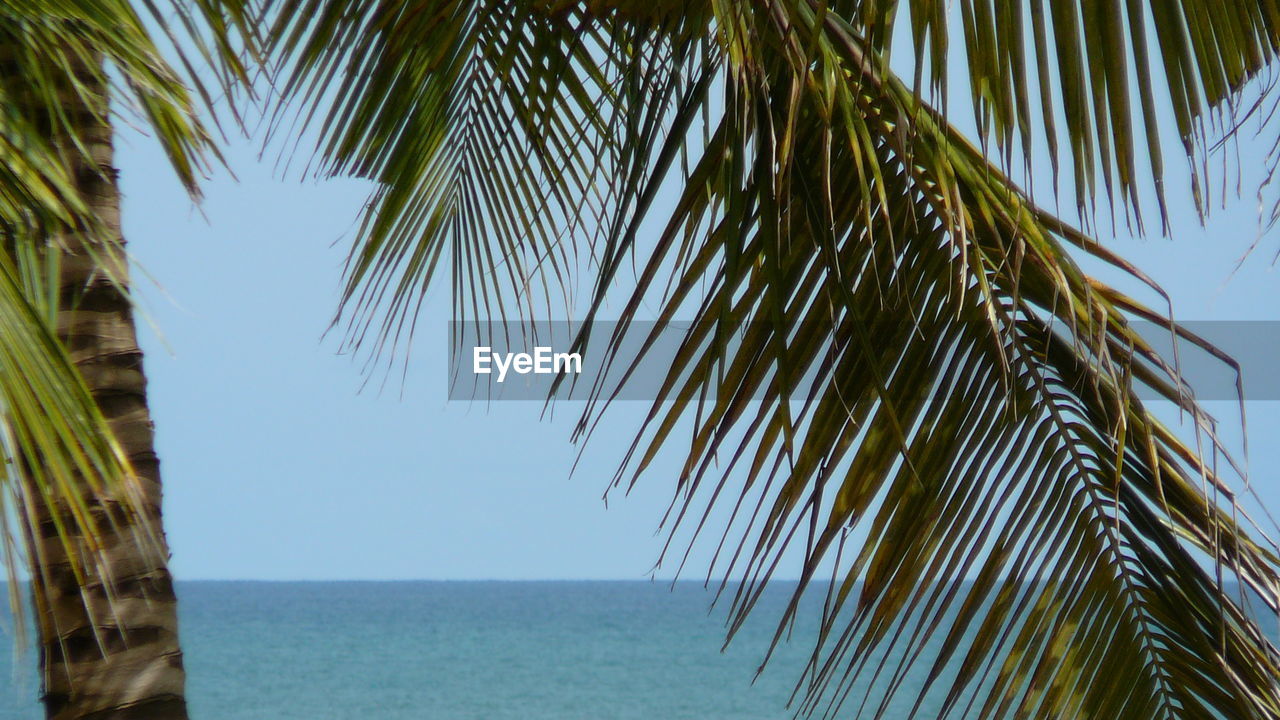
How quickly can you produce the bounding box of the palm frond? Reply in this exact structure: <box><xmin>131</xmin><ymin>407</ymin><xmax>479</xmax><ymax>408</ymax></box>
<box><xmin>845</xmin><ymin>0</ymin><xmax>1280</xmax><ymax>231</ymax></box>
<box><xmin>567</xmin><ymin>4</ymin><xmax>1280</xmax><ymax>717</ymax></box>
<box><xmin>0</xmin><ymin>236</ymin><xmax>147</xmax><ymax>631</ymax></box>
<box><xmin>0</xmin><ymin>0</ymin><xmax>256</xmax><ymax>606</ymax></box>
<box><xmin>268</xmin><ymin>0</ymin><xmax>719</xmax><ymax>364</ymax></box>
<box><xmin>0</xmin><ymin>0</ymin><xmax>256</xmax><ymax>208</ymax></box>
<box><xmin>271</xmin><ymin>0</ymin><xmax>1280</xmax><ymax>368</ymax></box>
<box><xmin>269</xmin><ymin>2</ymin><xmax>1280</xmax><ymax>717</ymax></box>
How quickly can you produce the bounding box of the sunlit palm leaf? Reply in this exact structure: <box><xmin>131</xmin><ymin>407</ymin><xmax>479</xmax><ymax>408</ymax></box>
<box><xmin>0</xmin><ymin>0</ymin><xmax>254</xmax><ymax>598</ymax></box>
<box><xmin>0</xmin><ymin>240</ymin><xmax>146</xmax><ymax>614</ymax></box>
<box><xmin>1</xmin><ymin>0</ymin><xmax>255</xmax><ymax>207</ymax></box>
<box><xmin>276</xmin><ymin>0</ymin><xmax>1280</xmax><ymax>364</ymax></box>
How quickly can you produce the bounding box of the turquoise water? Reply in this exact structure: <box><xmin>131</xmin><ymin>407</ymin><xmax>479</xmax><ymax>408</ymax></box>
<box><xmin>3</xmin><ymin>581</ymin><xmax>1274</xmax><ymax>719</ymax></box>
<box><xmin>0</xmin><ymin>581</ymin><xmax>835</xmax><ymax>720</ymax></box>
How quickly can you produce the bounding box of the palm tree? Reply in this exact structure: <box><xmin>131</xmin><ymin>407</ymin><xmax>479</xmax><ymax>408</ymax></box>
<box><xmin>0</xmin><ymin>3</ymin><xmax>250</xmax><ymax>718</ymax></box>
<box><xmin>8</xmin><ymin>1</ymin><xmax>1280</xmax><ymax>718</ymax></box>
<box><xmin>269</xmin><ymin>1</ymin><xmax>1280</xmax><ymax>718</ymax></box>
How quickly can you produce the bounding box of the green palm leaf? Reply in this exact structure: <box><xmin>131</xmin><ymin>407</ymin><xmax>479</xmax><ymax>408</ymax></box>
<box><xmin>572</xmin><ymin>5</ymin><xmax>1280</xmax><ymax>717</ymax></box>
<box><xmin>1</xmin><ymin>0</ymin><xmax>255</xmax><ymax>211</ymax></box>
<box><xmin>270</xmin><ymin>2</ymin><xmax>1280</xmax><ymax>717</ymax></box>
<box><xmin>851</xmin><ymin>0</ymin><xmax>1280</xmax><ymax>228</ymax></box>
<box><xmin>270</xmin><ymin>0</ymin><xmax>718</xmax><ymax>360</ymax></box>
<box><xmin>0</xmin><ymin>0</ymin><xmax>254</xmax><ymax>601</ymax></box>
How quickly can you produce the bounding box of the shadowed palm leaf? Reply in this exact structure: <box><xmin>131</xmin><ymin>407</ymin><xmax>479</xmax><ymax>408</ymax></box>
<box><xmin>272</xmin><ymin>1</ymin><xmax>1280</xmax><ymax>718</ymax></box>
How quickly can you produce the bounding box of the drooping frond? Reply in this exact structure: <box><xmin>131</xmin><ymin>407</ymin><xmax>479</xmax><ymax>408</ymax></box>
<box><xmin>570</xmin><ymin>4</ymin><xmax>1280</xmax><ymax>717</ymax></box>
<box><xmin>269</xmin><ymin>2</ymin><xmax>1280</xmax><ymax>718</ymax></box>
<box><xmin>271</xmin><ymin>0</ymin><xmax>1280</xmax><ymax>368</ymax></box>
<box><xmin>0</xmin><ymin>0</ymin><xmax>256</xmax><ymax>602</ymax></box>
<box><xmin>269</xmin><ymin>0</ymin><xmax>719</xmax><ymax>362</ymax></box>
<box><xmin>0</xmin><ymin>237</ymin><xmax>152</xmax><ymax>618</ymax></box>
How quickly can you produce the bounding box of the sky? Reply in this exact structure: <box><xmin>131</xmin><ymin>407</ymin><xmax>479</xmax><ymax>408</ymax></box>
<box><xmin>114</xmin><ymin>51</ymin><xmax>1280</xmax><ymax>582</ymax></box>
<box><xmin>121</xmin><ymin>130</ymin><xmax>708</xmax><ymax>580</ymax></box>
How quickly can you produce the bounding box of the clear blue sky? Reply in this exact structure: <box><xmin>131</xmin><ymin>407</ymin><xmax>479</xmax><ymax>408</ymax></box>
<box><xmin>116</xmin><ymin>76</ymin><xmax>1280</xmax><ymax>581</ymax></box>
<box><xmin>122</xmin><ymin>129</ymin><xmax>713</xmax><ymax>580</ymax></box>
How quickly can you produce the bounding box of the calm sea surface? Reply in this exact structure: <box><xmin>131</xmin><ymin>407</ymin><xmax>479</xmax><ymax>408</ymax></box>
<box><xmin>1</xmin><ymin>581</ymin><xmax>1274</xmax><ymax>719</ymax></box>
<box><xmin>0</xmin><ymin>581</ymin><xmax>870</xmax><ymax>719</ymax></box>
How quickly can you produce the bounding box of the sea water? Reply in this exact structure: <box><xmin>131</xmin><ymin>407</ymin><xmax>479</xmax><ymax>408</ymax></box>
<box><xmin>2</xmin><ymin>581</ymin><xmax>1272</xmax><ymax>719</ymax></box>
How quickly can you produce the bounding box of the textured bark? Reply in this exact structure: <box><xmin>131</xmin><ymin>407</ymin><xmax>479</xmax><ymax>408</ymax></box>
<box><xmin>19</xmin><ymin>59</ymin><xmax>189</xmax><ymax>720</ymax></box>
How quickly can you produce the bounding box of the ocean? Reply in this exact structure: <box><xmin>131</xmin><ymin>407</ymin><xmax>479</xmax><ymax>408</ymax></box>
<box><xmin>2</xmin><ymin>581</ymin><xmax>1275</xmax><ymax>719</ymax></box>
<box><xmin>0</xmin><ymin>581</ymin><xmax>849</xmax><ymax>720</ymax></box>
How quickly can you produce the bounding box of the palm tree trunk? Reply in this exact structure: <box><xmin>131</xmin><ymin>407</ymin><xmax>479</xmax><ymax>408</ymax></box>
<box><xmin>21</xmin><ymin>57</ymin><xmax>189</xmax><ymax>720</ymax></box>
